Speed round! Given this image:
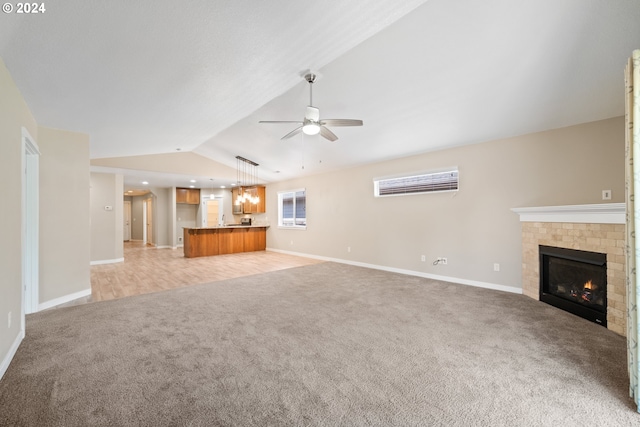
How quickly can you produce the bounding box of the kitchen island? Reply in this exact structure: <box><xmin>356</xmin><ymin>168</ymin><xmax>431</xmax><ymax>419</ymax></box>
<box><xmin>183</xmin><ymin>226</ymin><xmax>268</xmax><ymax>258</ymax></box>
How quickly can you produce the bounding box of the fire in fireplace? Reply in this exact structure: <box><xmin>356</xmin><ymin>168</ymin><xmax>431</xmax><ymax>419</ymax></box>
<box><xmin>539</xmin><ymin>245</ymin><xmax>607</xmax><ymax>326</ymax></box>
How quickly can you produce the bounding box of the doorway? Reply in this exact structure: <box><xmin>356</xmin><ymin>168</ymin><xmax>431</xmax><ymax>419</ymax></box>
<box><xmin>123</xmin><ymin>201</ymin><xmax>131</xmax><ymax>241</ymax></box>
<box><xmin>143</xmin><ymin>197</ymin><xmax>154</xmax><ymax>246</ymax></box>
<box><xmin>207</xmin><ymin>199</ymin><xmax>219</xmax><ymax>226</ymax></box>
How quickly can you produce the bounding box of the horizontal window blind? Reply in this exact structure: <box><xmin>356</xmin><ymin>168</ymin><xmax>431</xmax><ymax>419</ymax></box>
<box><xmin>374</xmin><ymin>169</ymin><xmax>458</xmax><ymax>197</ymax></box>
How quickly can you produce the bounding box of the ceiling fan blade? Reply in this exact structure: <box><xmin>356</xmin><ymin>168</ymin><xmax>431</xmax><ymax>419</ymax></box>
<box><xmin>259</xmin><ymin>120</ymin><xmax>303</xmax><ymax>124</ymax></box>
<box><xmin>305</xmin><ymin>106</ymin><xmax>320</xmax><ymax>121</ymax></box>
<box><xmin>320</xmin><ymin>126</ymin><xmax>338</xmax><ymax>142</ymax></box>
<box><xmin>320</xmin><ymin>119</ymin><xmax>363</xmax><ymax>127</ymax></box>
<box><xmin>281</xmin><ymin>126</ymin><xmax>303</xmax><ymax>140</ymax></box>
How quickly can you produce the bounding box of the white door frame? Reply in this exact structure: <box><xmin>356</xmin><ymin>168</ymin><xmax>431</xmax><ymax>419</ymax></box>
<box><xmin>147</xmin><ymin>198</ymin><xmax>153</xmax><ymax>245</ymax></box>
<box><xmin>22</xmin><ymin>127</ymin><xmax>40</xmax><ymax>316</ymax></box>
<box><xmin>142</xmin><ymin>199</ymin><xmax>147</xmax><ymax>244</ymax></box>
<box><xmin>217</xmin><ymin>198</ymin><xmax>225</xmax><ymax>225</ymax></box>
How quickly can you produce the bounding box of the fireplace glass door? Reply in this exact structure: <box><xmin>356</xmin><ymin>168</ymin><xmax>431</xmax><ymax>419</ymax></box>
<box><xmin>539</xmin><ymin>245</ymin><xmax>607</xmax><ymax>326</ymax></box>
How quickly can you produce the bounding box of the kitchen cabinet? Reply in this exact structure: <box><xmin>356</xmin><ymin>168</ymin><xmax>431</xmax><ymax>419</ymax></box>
<box><xmin>183</xmin><ymin>226</ymin><xmax>268</xmax><ymax>258</ymax></box>
<box><xmin>232</xmin><ymin>186</ymin><xmax>265</xmax><ymax>214</ymax></box>
<box><xmin>218</xmin><ymin>228</ymin><xmax>245</xmax><ymax>254</ymax></box>
<box><xmin>176</xmin><ymin>188</ymin><xmax>200</xmax><ymax>204</ymax></box>
<box><xmin>243</xmin><ymin>227</ymin><xmax>266</xmax><ymax>251</ymax></box>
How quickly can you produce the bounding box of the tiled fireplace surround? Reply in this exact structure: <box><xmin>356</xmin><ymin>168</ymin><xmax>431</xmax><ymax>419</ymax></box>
<box><xmin>512</xmin><ymin>203</ymin><xmax>626</xmax><ymax>336</ymax></box>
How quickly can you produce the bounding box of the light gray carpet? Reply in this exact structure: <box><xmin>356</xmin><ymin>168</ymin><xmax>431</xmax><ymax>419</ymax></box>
<box><xmin>0</xmin><ymin>262</ymin><xmax>637</xmax><ymax>426</ymax></box>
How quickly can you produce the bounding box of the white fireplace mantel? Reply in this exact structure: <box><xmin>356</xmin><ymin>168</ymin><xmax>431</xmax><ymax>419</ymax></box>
<box><xmin>511</xmin><ymin>203</ymin><xmax>625</xmax><ymax>224</ymax></box>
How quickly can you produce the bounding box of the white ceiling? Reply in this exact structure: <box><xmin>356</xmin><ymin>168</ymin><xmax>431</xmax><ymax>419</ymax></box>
<box><xmin>1</xmin><ymin>0</ymin><xmax>639</xmax><ymax>190</ymax></box>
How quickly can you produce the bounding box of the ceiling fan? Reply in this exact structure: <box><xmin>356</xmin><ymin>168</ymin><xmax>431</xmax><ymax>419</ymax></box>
<box><xmin>259</xmin><ymin>73</ymin><xmax>363</xmax><ymax>142</ymax></box>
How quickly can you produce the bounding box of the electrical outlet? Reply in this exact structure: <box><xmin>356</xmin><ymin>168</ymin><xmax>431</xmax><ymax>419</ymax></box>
<box><xmin>8</xmin><ymin>312</ymin><xmax>11</xmax><ymax>329</ymax></box>
<box><xmin>178</xmin><ymin>237</ymin><xmax>182</xmax><ymax>242</ymax></box>
<box><xmin>421</xmin><ymin>255</ymin><xmax>426</xmax><ymax>262</ymax></box>
<box><xmin>290</xmin><ymin>240</ymin><xmax>294</xmax><ymax>245</ymax></box>
<box><xmin>602</xmin><ymin>190</ymin><xmax>611</xmax><ymax>200</ymax></box>
<box><xmin>494</xmin><ymin>263</ymin><xmax>500</xmax><ymax>272</ymax></box>
<box><xmin>347</xmin><ymin>246</ymin><xmax>351</xmax><ymax>253</ymax></box>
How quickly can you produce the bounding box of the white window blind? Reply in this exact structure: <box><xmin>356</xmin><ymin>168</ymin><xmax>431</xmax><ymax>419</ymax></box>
<box><xmin>374</xmin><ymin>169</ymin><xmax>459</xmax><ymax>197</ymax></box>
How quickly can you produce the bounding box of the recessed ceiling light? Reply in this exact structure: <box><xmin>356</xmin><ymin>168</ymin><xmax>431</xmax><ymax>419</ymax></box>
<box><xmin>220</xmin><ymin>185</ymin><xmax>226</xmax><ymax>189</ymax></box>
<box><xmin>190</xmin><ymin>179</ymin><xmax>196</xmax><ymax>183</ymax></box>
<box><xmin>189</xmin><ymin>185</ymin><xmax>195</xmax><ymax>188</ymax></box>
<box><xmin>142</xmin><ymin>181</ymin><xmax>149</xmax><ymax>185</ymax></box>
<box><xmin>127</xmin><ymin>190</ymin><xmax>133</xmax><ymax>193</ymax></box>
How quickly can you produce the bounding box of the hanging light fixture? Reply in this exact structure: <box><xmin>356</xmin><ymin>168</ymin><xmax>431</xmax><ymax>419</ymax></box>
<box><xmin>235</xmin><ymin>156</ymin><xmax>260</xmax><ymax>205</ymax></box>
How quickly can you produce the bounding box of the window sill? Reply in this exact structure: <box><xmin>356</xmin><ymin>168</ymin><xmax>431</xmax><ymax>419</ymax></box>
<box><xmin>277</xmin><ymin>225</ymin><xmax>307</xmax><ymax>230</ymax></box>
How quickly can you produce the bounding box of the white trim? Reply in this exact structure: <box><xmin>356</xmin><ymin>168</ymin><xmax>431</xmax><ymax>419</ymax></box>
<box><xmin>511</xmin><ymin>203</ymin><xmax>625</xmax><ymax>224</ymax></box>
<box><xmin>0</xmin><ymin>329</ymin><xmax>24</xmax><ymax>381</ymax></box>
<box><xmin>266</xmin><ymin>248</ymin><xmax>522</xmax><ymax>295</ymax></box>
<box><xmin>38</xmin><ymin>288</ymin><xmax>92</xmax><ymax>311</ymax></box>
<box><xmin>90</xmin><ymin>257</ymin><xmax>124</xmax><ymax>265</ymax></box>
<box><xmin>155</xmin><ymin>245</ymin><xmax>172</xmax><ymax>249</ymax></box>
<box><xmin>21</xmin><ymin>127</ymin><xmax>39</xmax><ymax>317</ymax></box>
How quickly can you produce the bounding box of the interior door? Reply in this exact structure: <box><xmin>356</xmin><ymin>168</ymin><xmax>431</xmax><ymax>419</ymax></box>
<box><xmin>207</xmin><ymin>200</ymin><xmax>219</xmax><ymax>226</ymax></box>
<box><xmin>123</xmin><ymin>201</ymin><xmax>132</xmax><ymax>241</ymax></box>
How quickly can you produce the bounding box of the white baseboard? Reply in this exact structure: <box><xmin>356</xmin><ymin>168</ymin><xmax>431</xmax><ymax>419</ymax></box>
<box><xmin>90</xmin><ymin>257</ymin><xmax>124</xmax><ymax>266</ymax></box>
<box><xmin>38</xmin><ymin>288</ymin><xmax>92</xmax><ymax>311</ymax></box>
<box><xmin>266</xmin><ymin>248</ymin><xmax>522</xmax><ymax>295</ymax></box>
<box><xmin>156</xmin><ymin>245</ymin><xmax>172</xmax><ymax>249</ymax></box>
<box><xmin>0</xmin><ymin>329</ymin><xmax>24</xmax><ymax>381</ymax></box>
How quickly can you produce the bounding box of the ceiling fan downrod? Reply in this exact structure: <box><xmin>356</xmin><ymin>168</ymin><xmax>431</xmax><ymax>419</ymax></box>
<box><xmin>305</xmin><ymin>73</ymin><xmax>316</xmax><ymax>106</ymax></box>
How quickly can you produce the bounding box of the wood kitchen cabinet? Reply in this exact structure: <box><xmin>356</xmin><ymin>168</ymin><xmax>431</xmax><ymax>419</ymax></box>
<box><xmin>243</xmin><ymin>227</ymin><xmax>266</xmax><ymax>251</ymax></box>
<box><xmin>183</xmin><ymin>226</ymin><xmax>268</xmax><ymax>258</ymax></box>
<box><xmin>176</xmin><ymin>188</ymin><xmax>200</xmax><ymax>204</ymax></box>
<box><xmin>232</xmin><ymin>186</ymin><xmax>266</xmax><ymax>214</ymax></box>
<box><xmin>218</xmin><ymin>228</ymin><xmax>245</xmax><ymax>254</ymax></box>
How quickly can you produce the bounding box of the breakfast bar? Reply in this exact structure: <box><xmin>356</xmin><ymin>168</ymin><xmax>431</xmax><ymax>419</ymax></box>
<box><xmin>183</xmin><ymin>225</ymin><xmax>268</xmax><ymax>258</ymax></box>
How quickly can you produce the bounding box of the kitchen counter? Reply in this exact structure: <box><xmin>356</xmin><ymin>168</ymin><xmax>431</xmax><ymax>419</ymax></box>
<box><xmin>184</xmin><ymin>225</ymin><xmax>269</xmax><ymax>230</ymax></box>
<box><xmin>183</xmin><ymin>226</ymin><xmax>268</xmax><ymax>258</ymax></box>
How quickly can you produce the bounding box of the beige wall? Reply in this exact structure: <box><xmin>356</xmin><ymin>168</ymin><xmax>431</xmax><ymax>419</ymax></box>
<box><xmin>266</xmin><ymin>117</ymin><xmax>624</xmax><ymax>290</ymax></box>
<box><xmin>90</xmin><ymin>173</ymin><xmax>124</xmax><ymax>262</ymax></box>
<box><xmin>1</xmin><ymin>60</ymin><xmax>92</xmax><ymax>374</ymax></box>
<box><xmin>142</xmin><ymin>187</ymin><xmax>171</xmax><ymax>248</ymax></box>
<box><xmin>0</xmin><ymin>58</ymin><xmax>38</xmax><ymax>372</ymax></box>
<box><xmin>38</xmin><ymin>126</ymin><xmax>91</xmax><ymax>303</ymax></box>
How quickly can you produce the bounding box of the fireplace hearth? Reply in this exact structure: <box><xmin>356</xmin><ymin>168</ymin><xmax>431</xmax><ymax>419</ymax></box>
<box><xmin>539</xmin><ymin>245</ymin><xmax>607</xmax><ymax>327</ymax></box>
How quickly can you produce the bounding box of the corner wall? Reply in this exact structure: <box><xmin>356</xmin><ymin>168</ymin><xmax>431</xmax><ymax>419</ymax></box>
<box><xmin>266</xmin><ymin>117</ymin><xmax>624</xmax><ymax>291</ymax></box>
<box><xmin>90</xmin><ymin>173</ymin><xmax>124</xmax><ymax>263</ymax></box>
<box><xmin>0</xmin><ymin>58</ymin><xmax>37</xmax><ymax>378</ymax></box>
<box><xmin>38</xmin><ymin>126</ymin><xmax>91</xmax><ymax>306</ymax></box>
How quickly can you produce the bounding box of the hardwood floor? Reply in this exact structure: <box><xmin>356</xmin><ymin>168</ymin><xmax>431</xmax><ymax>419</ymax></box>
<box><xmin>86</xmin><ymin>241</ymin><xmax>323</xmax><ymax>304</ymax></box>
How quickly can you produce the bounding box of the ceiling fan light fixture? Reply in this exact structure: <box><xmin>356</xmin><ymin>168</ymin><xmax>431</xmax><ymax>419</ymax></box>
<box><xmin>302</xmin><ymin>122</ymin><xmax>320</xmax><ymax>135</ymax></box>
<box><xmin>259</xmin><ymin>72</ymin><xmax>362</xmax><ymax>141</ymax></box>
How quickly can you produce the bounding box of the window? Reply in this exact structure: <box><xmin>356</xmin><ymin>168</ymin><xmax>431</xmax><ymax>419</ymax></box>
<box><xmin>373</xmin><ymin>169</ymin><xmax>459</xmax><ymax>197</ymax></box>
<box><xmin>278</xmin><ymin>189</ymin><xmax>306</xmax><ymax>228</ymax></box>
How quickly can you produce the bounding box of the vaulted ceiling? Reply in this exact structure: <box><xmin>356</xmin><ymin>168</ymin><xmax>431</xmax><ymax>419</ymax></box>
<box><xmin>1</xmin><ymin>0</ymin><xmax>639</xmax><ymax>191</ymax></box>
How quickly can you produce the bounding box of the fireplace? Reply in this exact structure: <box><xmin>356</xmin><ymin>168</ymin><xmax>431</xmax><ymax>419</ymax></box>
<box><xmin>539</xmin><ymin>245</ymin><xmax>607</xmax><ymax>327</ymax></box>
